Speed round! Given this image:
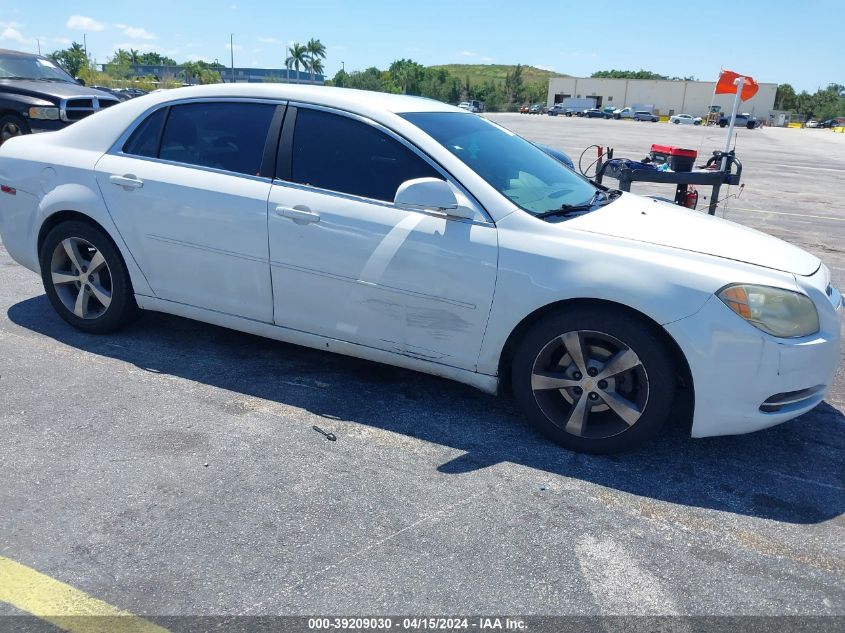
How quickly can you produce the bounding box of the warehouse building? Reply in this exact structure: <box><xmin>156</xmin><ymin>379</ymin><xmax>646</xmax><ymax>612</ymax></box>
<box><xmin>547</xmin><ymin>76</ymin><xmax>777</xmax><ymax>119</ymax></box>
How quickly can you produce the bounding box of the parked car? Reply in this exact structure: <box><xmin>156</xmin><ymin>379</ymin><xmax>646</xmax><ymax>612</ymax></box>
<box><xmin>669</xmin><ymin>113</ymin><xmax>703</xmax><ymax>125</ymax></box>
<box><xmin>528</xmin><ymin>103</ymin><xmax>546</xmax><ymax>114</ymax></box>
<box><xmin>0</xmin><ymin>84</ymin><xmax>841</xmax><ymax>454</ymax></box>
<box><xmin>0</xmin><ymin>47</ymin><xmax>120</xmax><ymax>146</ymax></box>
<box><xmin>805</xmin><ymin>120</ymin><xmax>819</xmax><ymax>128</ymax></box>
<box><xmin>614</xmin><ymin>105</ymin><xmax>655</xmax><ymax>120</ymax></box>
<box><xmin>583</xmin><ymin>108</ymin><xmax>612</xmax><ymax>119</ymax></box>
<box><xmin>614</xmin><ymin>107</ymin><xmax>636</xmax><ymax>120</ymax></box>
<box><xmin>547</xmin><ymin>104</ymin><xmax>567</xmax><ymax>116</ymax></box>
<box><xmin>717</xmin><ymin>112</ymin><xmax>758</xmax><ymax>129</ymax></box>
<box><xmin>633</xmin><ymin>110</ymin><xmax>659</xmax><ymax>122</ymax></box>
<box><xmin>457</xmin><ymin>100</ymin><xmax>483</xmax><ymax>113</ymax></box>
<box><xmin>519</xmin><ymin>104</ymin><xmax>530</xmax><ymax>114</ymax></box>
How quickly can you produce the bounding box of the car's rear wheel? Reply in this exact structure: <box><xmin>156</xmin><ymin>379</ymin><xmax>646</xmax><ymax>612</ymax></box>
<box><xmin>39</xmin><ymin>220</ymin><xmax>139</xmax><ymax>333</ymax></box>
<box><xmin>0</xmin><ymin>113</ymin><xmax>29</xmax><ymax>146</ymax></box>
<box><xmin>511</xmin><ymin>306</ymin><xmax>676</xmax><ymax>453</ymax></box>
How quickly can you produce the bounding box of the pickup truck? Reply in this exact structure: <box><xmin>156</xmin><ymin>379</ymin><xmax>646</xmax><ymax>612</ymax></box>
<box><xmin>718</xmin><ymin>112</ymin><xmax>759</xmax><ymax>129</ymax></box>
<box><xmin>0</xmin><ymin>48</ymin><xmax>119</xmax><ymax>146</ymax></box>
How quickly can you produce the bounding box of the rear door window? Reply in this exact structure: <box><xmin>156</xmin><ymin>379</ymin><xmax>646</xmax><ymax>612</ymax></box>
<box><xmin>122</xmin><ymin>107</ymin><xmax>167</xmax><ymax>158</ymax></box>
<box><xmin>156</xmin><ymin>102</ymin><xmax>276</xmax><ymax>176</ymax></box>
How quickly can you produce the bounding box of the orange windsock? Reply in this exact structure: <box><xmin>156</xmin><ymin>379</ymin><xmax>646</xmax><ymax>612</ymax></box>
<box><xmin>715</xmin><ymin>69</ymin><xmax>759</xmax><ymax>101</ymax></box>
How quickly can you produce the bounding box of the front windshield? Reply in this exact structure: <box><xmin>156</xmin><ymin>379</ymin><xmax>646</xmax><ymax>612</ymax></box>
<box><xmin>402</xmin><ymin>111</ymin><xmax>597</xmax><ymax>215</ymax></box>
<box><xmin>0</xmin><ymin>54</ymin><xmax>76</xmax><ymax>82</ymax></box>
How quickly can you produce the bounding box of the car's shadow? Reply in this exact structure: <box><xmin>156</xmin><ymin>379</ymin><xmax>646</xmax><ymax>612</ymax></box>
<box><xmin>8</xmin><ymin>295</ymin><xmax>845</xmax><ymax>525</ymax></box>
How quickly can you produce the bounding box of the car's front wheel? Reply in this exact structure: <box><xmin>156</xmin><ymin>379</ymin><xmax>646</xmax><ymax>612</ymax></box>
<box><xmin>0</xmin><ymin>113</ymin><xmax>30</xmax><ymax>146</ymax></box>
<box><xmin>39</xmin><ymin>220</ymin><xmax>139</xmax><ymax>333</ymax></box>
<box><xmin>511</xmin><ymin>306</ymin><xmax>676</xmax><ymax>453</ymax></box>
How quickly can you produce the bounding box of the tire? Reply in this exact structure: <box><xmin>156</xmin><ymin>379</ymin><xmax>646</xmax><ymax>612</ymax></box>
<box><xmin>746</xmin><ymin>122</ymin><xmax>755</xmax><ymax>129</ymax></box>
<box><xmin>39</xmin><ymin>220</ymin><xmax>139</xmax><ymax>334</ymax></box>
<box><xmin>694</xmin><ymin>120</ymin><xmax>701</xmax><ymax>125</ymax></box>
<box><xmin>719</xmin><ymin>121</ymin><xmax>727</xmax><ymax>128</ymax></box>
<box><xmin>0</xmin><ymin>113</ymin><xmax>30</xmax><ymax>146</ymax></box>
<box><xmin>511</xmin><ymin>306</ymin><xmax>676</xmax><ymax>454</ymax></box>
<box><xmin>673</xmin><ymin>119</ymin><xmax>680</xmax><ymax>124</ymax></box>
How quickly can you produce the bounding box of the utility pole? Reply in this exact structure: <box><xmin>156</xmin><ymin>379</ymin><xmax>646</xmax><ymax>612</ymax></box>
<box><xmin>36</xmin><ymin>39</ymin><xmax>41</xmax><ymax>55</ymax></box>
<box><xmin>341</xmin><ymin>61</ymin><xmax>345</xmax><ymax>72</ymax></box>
<box><xmin>230</xmin><ymin>33</ymin><xmax>235</xmax><ymax>84</ymax></box>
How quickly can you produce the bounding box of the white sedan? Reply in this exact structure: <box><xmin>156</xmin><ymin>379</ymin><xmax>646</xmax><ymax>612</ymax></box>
<box><xmin>669</xmin><ymin>113</ymin><xmax>703</xmax><ymax>125</ymax></box>
<box><xmin>0</xmin><ymin>84</ymin><xmax>841</xmax><ymax>453</ymax></box>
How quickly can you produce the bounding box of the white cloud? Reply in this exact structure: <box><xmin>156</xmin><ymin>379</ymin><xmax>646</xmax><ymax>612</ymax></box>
<box><xmin>122</xmin><ymin>26</ymin><xmax>157</xmax><ymax>40</ymax></box>
<box><xmin>67</xmin><ymin>15</ymin><xmax>105</xmax><ymax>32</ymax></box>
<box><xmin>480</xmin><ymin>56</ymin><xmax>494</xmax><ymax>62</ymax></box>
<box><xmin>225</xmin><ymin>42</ymin><xmax>242</xmax><ymax>51</ymax></box>
<box><xmin>0</xmin><ymin>21</ymin><xmax>23</xmax><ymax>29</ymax></box>
<box><xmin>0</xmin><ymin>27</ymin><xmax>29</xmax><ymax>44</ymax></box>
<box><xmin>534</xmin><ymin>64</ymin><xmax>556</xmax><ymax>72</ymax></box>
<box><xmin>185</xmin><ymin>54</ymin><xmax>211</xmax><ymax>63</ymax></box>
<box><xmin>459</xmin><ymin>50</ymin><xmax>477</xmax><ymax>57</ymax></box>
<box><xmin>230</xmin><ymin>4</ymin><xmax>238</xmax><ymax>9</ymax></box>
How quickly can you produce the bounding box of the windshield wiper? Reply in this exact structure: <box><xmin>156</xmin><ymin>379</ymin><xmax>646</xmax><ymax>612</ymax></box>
<box><xmin>537</xmin><ymin>190</ymin><xmax>608</xmax><ymax>219</ymax></box>
<box><xmin>36</xmin><ymin>77</ymin><xmax>72</xmax><ymax>82</ymax></box>
<box><xmin>0</xmin><ymin>75</ymin><xmax>31</xmax><ymax>80</ymax></box>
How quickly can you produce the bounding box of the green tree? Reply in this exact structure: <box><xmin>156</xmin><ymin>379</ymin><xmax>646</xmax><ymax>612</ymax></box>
<box><xmin>775</xmin><ymin>83</ymin><xmax>797</xmax><ymax>110</ymax></box>
<box><xmin>331</xmin><ymin>68</ymin><xmax>349</xmax><ymax>87</ymax></box>
<box><xmin>305</xmin><ymin>38</ymin><xmax>327</xmax><ymax>83</ymax></box>
<box><xmin>138</xmin><ymin>52</ymin><xmax>177</xmax><ymax>66</ymax></box>
<box><xmin>285</xmin><ymin>43</ymin><xmax>309</xmax><ymax>83</ymax></box>
<box><xmin>504</xmin><ymin>64</ymin><xmax>524</xmax><ymax>108</ymax></box>
<box><xmin>48</xmin><ymin>42</ymin><xmax>88</xmax><ymax>78</ymax></box>
<box><xmin>389</xmin><ymin>59</ymin><xmax>425</xmax><ymax>95</ymax></box>
<box><xmin>591</xmin><ymin>69</ymin><xmax>669</xmax><ymax>80</ymax></box>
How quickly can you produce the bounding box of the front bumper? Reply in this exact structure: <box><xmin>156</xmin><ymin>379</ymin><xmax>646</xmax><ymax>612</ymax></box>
<box><xmin>666</xmin><ymin>269</ymin><xmax>842</xmax><ymax>438</ymax></box>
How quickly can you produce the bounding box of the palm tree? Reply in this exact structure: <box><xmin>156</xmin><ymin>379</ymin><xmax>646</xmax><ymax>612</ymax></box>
<box><xmin>285</xmin><ymin>43</ymin><xmax>308</xmax><ymax>84</ymax></box>
<box><xmin>310</xmin><ymin>58</ymin><xmax>324</xmax><ymax>82</ymax></box>
<box><xmin>305</xmin><ymin>38</ymin><xmax>326</xmax><ymax>84</ymax></box>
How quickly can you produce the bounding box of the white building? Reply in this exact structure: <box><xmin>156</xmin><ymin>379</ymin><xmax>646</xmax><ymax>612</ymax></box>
<box><xmin>547</xmin><ymin>76</ymin><xmax>777</xmax><ymax>118</ymax></box>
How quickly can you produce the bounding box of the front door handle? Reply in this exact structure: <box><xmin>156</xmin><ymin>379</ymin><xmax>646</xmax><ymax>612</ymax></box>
<box><xmin>110</xmin><ymin>174</ymin><xmax>144</xmax><ymax>190</ymax></box>
<box><xmin>276</xmin><ymin>205</ymin><xmax>320</xmax><ymax>224</ymax></box>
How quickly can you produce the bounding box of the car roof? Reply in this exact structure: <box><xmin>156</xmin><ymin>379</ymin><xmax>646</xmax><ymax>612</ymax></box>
<box><xmin>36</xmin><ymin>82</ymin><xmax>471</xmax><ymax>153</ymax></box>
<box><xmin>131</xmin><ymin>83</ymin><xmax>459</xmax><ymax>115</ymax></box>
<box><xmin>0</xmin><ymin>47</ymin><xmax>46</xmax><ymax>60</ymax></box>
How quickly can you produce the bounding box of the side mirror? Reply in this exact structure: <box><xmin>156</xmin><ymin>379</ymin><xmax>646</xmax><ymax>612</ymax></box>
<box><xmin>75</xmin><ymin>77</ymin><xmax>86</xmax><ymax>86</ymax></box>
<box><xmin>394</xmin><ymin>178</ymin><xmax>474</xmax><ymax>219</ymax></box>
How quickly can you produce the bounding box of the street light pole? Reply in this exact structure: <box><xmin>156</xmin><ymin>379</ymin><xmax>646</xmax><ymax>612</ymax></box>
<box><xmin>230</xmin><ymin>33</ymin><xmax>235</xmax><ymax>83</ymax></box>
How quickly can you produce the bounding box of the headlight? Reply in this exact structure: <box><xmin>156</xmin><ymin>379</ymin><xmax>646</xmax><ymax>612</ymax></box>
<box><xmin>718</xmin><ymin>284</ymin><xmax>819</xmax><ymax>338</ymax></box>
<box><xmin>27</xmin><ymin>107</ymin><xmax>60</xmax><ymax>120</ymax></box>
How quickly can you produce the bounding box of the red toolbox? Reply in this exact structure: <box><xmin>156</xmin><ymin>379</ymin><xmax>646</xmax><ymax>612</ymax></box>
<box><xmin>649</xmin><ymin>144</ymin><xmax>697</xmax><ymax>172</ymax></box>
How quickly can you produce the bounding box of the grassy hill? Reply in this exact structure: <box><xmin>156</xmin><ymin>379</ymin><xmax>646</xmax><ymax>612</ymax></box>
<box><xmin>428</xmin><ymin>64</ymin><xmax>564</xmax><ymax>86</ymax></box>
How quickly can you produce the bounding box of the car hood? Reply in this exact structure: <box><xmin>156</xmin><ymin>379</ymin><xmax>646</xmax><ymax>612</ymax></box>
<box><xmin>565</xmin><ymin>194</ymin><xmax>820</xmax><ymax>276</ymax></box>
<box><xmin>0</xmin><ymin>79</ymin><xmax>117</xmax><ymax>101</ymax></box>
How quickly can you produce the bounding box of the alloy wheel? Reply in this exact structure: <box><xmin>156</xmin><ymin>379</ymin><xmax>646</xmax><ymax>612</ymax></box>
<box><xmin>50</xmin><ymin>237</ymin><xmax>113</xmax><ymax>319</ymax></box>
<box><xmin>530</xmin><ymin>330</ymin><xmax>649</xmax><ymax>439</ymax></box>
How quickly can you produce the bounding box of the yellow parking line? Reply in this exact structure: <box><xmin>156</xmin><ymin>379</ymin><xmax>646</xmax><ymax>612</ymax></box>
<box><xmin>0</xmin><ymin>556</ymin><xmax>169</xmax><ymax>633</ymax></box>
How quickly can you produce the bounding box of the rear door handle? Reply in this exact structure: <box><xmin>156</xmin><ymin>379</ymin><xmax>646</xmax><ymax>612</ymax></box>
<box><xmin>110</xmin><ymin>174</ymin><xmax>144</xmax><ymax>190</ymax></box>
<box><xmin>276</xmin><ymin>205</ymin><xmax>320</xmax><ymax>224</ymax></box>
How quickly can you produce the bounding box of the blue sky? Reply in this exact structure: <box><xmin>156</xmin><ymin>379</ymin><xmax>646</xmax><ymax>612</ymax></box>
<box><xmin>0</xmin><ymin>1</ymin><xmax>840</xmax><ymax>91</ymax></box>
